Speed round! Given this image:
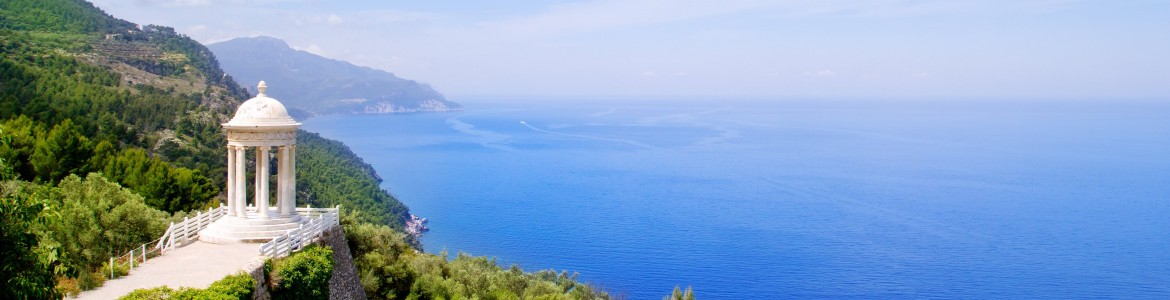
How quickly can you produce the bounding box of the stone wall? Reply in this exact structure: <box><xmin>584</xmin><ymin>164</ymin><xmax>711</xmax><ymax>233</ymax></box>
<box><xmin>241</xmin><ymin>258</ymin><xmax>269</xmax><ymax>300</ymax></box>
<box><xmin>240</xmin><ymin>224</ymin><xmax>364</xmax><ymax>300</ymax></box>
<box><xmin>323</xmin><ymin>225</ymin><xmax>366</xmax><ymax>300</ymax></box>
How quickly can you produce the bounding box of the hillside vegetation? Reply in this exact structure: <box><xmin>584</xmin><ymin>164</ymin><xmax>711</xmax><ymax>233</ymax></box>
<box><xmin>0</xmin><ymin>0</ymin><xmax>614</xmax><ymax>299</ymax></box>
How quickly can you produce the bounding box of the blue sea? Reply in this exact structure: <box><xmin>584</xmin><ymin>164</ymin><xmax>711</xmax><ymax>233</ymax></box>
<box><xmin>302</xmin><ymin>99</ymin><xmax>1170</xmax><ymax>299</ymax></box>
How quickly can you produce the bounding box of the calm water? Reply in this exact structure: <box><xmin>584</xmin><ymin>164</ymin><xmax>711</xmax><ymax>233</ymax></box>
<box><xmin>302</xmin><ymin>99</ymin><xmax>1170</xmax><ymax>299</ymax></box>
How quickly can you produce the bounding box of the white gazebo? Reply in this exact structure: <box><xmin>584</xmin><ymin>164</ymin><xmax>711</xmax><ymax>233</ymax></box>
<box><xmin>200</xmin><ymin>81</ymin><xmax>307</xmax><ymax>243</ymax></box>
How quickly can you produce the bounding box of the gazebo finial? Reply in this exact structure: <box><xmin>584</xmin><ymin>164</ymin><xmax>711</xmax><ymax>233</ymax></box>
<box><xmin>257</xmin><ymin>81</ymin><xmax>268</xmax><ymax>95</ymax></box>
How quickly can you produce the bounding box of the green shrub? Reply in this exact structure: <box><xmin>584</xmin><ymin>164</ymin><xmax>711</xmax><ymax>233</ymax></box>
<box><xmin>664</xmin><ymin>285</ymin><xmax>696</xmax><ymax>300</ymax></box>
<box><xmin>0</xmin><ymin>180</ymin><xmax>62</xmax><ymax>299</ymax></box>
<box><xmin>76</xmin><ymin>270</ymin><xmax>106</xmax><ymax>291</ymax></box>
<box><xmin>119</xmin><ymin>272</ymin><xmax>253</xmax><ymax>300</ymax></box>
<box><xmin>271</xmin><ymin>245</ymin><xmax>334</xmax><ymax>300</ymax></box>
<box><xmin>206</xmin><ymin>272</ymin><xmax>254</xmax><ymax>299</ymax></box>
<box><xmin>170</xmin><ymin>287</ymin><xmax>236</xmax><ymax>300</ymax></box>
<box><xmin>119</xmin><ymin>286</ymin><xmax>172</xmax><ymax>300</ymax></box>
<box><xmin>47</xmin><ymin>174</ymin><xmax>169</xmax><ymax>281</ymax></box>
<box><xmin>55</xmin><ymin>276</ymin><xmax>82</xmax><ymax>298</ymax></box>
<box><xmin>99</xmin><ymin>261</ymin><xmax>131</xmax><ymax>279</ymax></box>
<box><xmin>345</xmin><ymin>220</ymin><xmax>415</xmax><ymax>298</ymax></box>
<box><xmin>343</xmin><ymin>220</ymin><xmax>613</xmax><ymax>300</ymax></box>
<box><xmin>486</xmin><ymin>289</ymin><xmax>521</xmax><ymax>300</ymax></box>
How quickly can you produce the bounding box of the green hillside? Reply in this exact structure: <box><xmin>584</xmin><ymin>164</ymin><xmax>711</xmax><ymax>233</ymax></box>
<box><xmin>0</xmin><ymin>0</ymin><xmax>410</xmax><ymax>296</ymax></box>
<box><xmin>0</xmin><ymin>0</ymin><xmax>413</xmax><ymax>223</ymax></box>
<box><xmin>0</xmin><ymin>2</ymin><xmax>238</xmax><ymax>212</ymax></box>
<box><xmin>1</xmin><ymin>1</ymin><xmax>616</xmax><ymax>299</ymax></box>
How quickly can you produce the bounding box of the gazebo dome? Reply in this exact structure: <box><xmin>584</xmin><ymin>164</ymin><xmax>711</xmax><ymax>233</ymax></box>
<box><xmin>204</xmin><ymin>80</ymin><xmax>306</xmax><ymax>244</ymax></box>
<box><xmin>225</xmin><ymin>81</ymin><xmax>298</xmax><ymax>127</ymax></box>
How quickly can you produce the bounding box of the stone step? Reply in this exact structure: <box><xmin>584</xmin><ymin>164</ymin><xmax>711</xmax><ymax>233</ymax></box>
<box><xmin>199</xmin><ymin>227</ymin><xmax>297</xmax><ymax>244</ymax></box>
<box><xmin>204</xmin><ymin>222</ymin><xmax>302</xmax><ymax>233</ymax></box>
<box><xmin>198</xmin><ymin>230</ymin><xmax>283</xmax><ymax>244</ymax></box>
<box><xmin>200</xmin><ymin>228</ymin><xmax>297</xmax><ymax>239</ymax></box>
<box><xmin>197</xmin><ymin>212</ymin><xmax>308</xmax><ymax>244</ymax></box>
<box><xmin>220</xmin><ymin>209</ymin><xmax>303</xmax><ymax>225</ymax></box>
<box><xmin>215</xmin><ymin>215</ymin><xmax>304</xmax><ymax>226</ymax></box>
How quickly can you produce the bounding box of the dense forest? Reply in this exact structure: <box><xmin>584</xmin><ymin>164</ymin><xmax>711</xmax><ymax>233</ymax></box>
<box><xmin>0</xmin><ymin>0</ymin><xmax>625</xmax><ymax>299</ymax></box>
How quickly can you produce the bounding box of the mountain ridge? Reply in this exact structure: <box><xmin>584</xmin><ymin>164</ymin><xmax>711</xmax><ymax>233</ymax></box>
<box><xmin>209</xmin><ymin>36</ymin><xmax>461</xmax><ymax>117</ymax></box>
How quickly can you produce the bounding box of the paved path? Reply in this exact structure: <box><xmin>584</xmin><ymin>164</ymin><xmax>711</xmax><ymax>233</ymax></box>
<box><xmin>75</xmin><ymin>241</ymin><xmax>262</xmax><ymax>299</ymax></box>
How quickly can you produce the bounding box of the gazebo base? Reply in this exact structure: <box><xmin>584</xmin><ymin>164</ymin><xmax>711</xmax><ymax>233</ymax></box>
<box><xmin>198</xmin><ymin>209</ymin><xmax>306</xmax><ymax>244</ymax></box>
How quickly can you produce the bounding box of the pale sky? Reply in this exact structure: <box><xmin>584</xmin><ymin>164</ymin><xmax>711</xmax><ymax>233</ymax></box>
<box><xmin>89</xmin><ymin>0</ymin><xmax>1169</xmax><ymax>100</ymax></box>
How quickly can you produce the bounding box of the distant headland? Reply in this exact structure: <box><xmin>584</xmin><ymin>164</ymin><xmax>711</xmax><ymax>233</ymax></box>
<box><xmin>209</xmin><ymin>36</ymin><xmax>462</xmax><ymax>119</ymax></box>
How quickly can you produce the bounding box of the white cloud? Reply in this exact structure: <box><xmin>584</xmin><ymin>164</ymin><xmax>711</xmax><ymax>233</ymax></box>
<box><xmin>165</xmin><ymin>0</ymin><xmax>210</xmax><ymax>7</ymax></box>
<box><xmin>356</xmin><ymin>10</ymin><xmax>439</xmax><ymax>24</ymax></box>
<box><xmin>185</xmin><ymin>24</ymin><xmax>208</xmax><ymax>35</ymax></box>
<box><xmin>802</xmin><ymin>70</ymin><xmax>837</xmax><ymax>77</ymax></box>
<box><xmin>293</xmin><ymin>44</ymin><xmax>328</xmax><ymax>56</ymax></box>
<box><xmin>472</xmin><ymin>0</ymin><xmax>1088</xmax><ymax>38</ymax></box>
<box><xmin>326</xmin><ymin>14</ymin><xmax>343</xmax><ymax>25</ymax></box>
<box><xmin>478</xmin><ymin>0</ymin><xmax>779</xmax><ymax>37</ymax></box>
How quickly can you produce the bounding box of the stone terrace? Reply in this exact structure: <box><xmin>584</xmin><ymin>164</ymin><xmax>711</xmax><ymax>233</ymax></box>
<box><xmin>74</xmin><ymin>241</ymin><xmax>261</xmax><ymax>299</ymax></box>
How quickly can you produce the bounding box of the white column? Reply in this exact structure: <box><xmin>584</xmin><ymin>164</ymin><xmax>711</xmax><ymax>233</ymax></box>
<box><xmin>278</xmin><ymin>146</ymin><xmax>291</xmax><ymax>217</ymax></box>
<box><xmin>234</xmin><ymin>146</ymin><xmax>247</xmax><ymax>218</ymax></box>
<box><xmin>274</xmin><ymin>146</ymin><xmax>282</xmax><ymax>216</ymax></box>
<box><xmin>226</xmin><ymin>146</ymin><xmax>235</xmax><ymax>217</ymax></box>
<box><xmin>276</xmin><ymin>145</ymin><xmax>284</xmax><ymax>217</ymax></box>
<box><xmin>289</xmin><ymin>145</ymin><xmax>297</xmax><ymax>215</ymax></box>
<box><xmin>256</xmin><ymin>146</ymin><xmax>271</xmax><ymax>219</ymax></box>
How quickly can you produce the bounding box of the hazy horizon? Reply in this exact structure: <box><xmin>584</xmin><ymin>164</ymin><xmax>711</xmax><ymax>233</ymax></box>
<box><xmin>89</xmin><ymin>0</ymin><xmax>1169</xmax><ymax>100</ymax></box>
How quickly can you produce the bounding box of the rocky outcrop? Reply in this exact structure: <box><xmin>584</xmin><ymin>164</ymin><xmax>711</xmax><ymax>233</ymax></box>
<box><xmin>405</xmin><ymin>214</ymin><xmax>429</xmax><ymax>240</ymax></box>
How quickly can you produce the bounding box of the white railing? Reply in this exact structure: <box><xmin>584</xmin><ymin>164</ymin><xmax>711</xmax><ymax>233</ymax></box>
<box><xmin>105</xmin><ymin>205</ymin><xmax>226</xmax><ymax>279</ymax></box>
<box><xmin>105</xmin><ymin>203</ymin><xmax>339</xmax><ymax>279</ymax></box>
<box><xmin>108</xmin><ymin>241</ymin><xmax>154</xmax><ymax>279</ymax></box>
<box><xmin>155</xmin><ymin>205</ymin><xmax>227</xmax><ymax>253</ymax></box>
<box><xmin>259</xmin><ymin>205</ymin><xmax>341</xmax><ymax>257</ymax></box>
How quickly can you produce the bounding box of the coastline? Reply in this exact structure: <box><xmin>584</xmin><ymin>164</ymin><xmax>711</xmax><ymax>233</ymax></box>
<box><xmin>291</xmin><ymin>106</ymin><xmax>464</xmax><ymax>122</ymax></box>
